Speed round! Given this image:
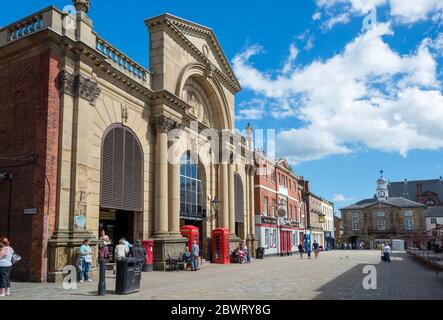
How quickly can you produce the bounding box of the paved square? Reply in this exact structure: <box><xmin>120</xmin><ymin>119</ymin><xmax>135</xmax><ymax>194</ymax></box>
<box><xmin>4</xmin><ymin>251</ymin><xmax>443</xmax><ymax>300</ymax></box>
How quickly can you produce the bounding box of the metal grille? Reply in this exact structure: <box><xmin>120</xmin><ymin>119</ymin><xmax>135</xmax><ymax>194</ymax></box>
<box><xmin>100</xmin><ymin>124</ymin><xmax>143</xmax><ymax>211</ymax></box>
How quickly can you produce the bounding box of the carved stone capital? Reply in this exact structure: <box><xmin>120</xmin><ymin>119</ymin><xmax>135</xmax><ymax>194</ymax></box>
<box><xmin>152</xmin><ymin>116</ymin><xmax>177</xmax><ymax>134</ymax></box>
<box><xmin>77</xmin><ymin>75</ymin><xmax>101</xmax><ymax>106</ymax></box>
<box><xmin>59</xmin><ymin>70</ymin><xmax>76</xmax><ymax>96</ymax></box>
<box><xmin>246</xmin><ymin>164</ymin><xmax>256</xmax><ymax>176</ymax></box>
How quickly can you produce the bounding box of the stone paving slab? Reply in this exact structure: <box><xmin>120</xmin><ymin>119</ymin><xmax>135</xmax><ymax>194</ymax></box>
<box><xmin>3</xmin><ymin>251</ymin><xmax>443</xmax><ymax>300</ymax></box>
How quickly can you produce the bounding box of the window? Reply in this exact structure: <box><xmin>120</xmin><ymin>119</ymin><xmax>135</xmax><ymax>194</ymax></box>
<box><xmin>100</xmin><ymin>124</ymin><xmax>143</xmax><ymax>212</ymax></box>
<box><xmin>265</xmin><ymin>229</ymin><xmax>270</xmax><ymax>247</ymax></box>
<box><xmin>431</xmin><ymin>218</ymin><xmax>437</xmax><ymax>225</ymax></box>
<box><xmin>264</xmin><ymin>197</ymin><xmax>269</xmax><ymax>215</ymax></box>
<box><xmin>272</xmin><ymin>199</ymin><xmax>276</xmax><ymax>216</ymax></box>
<box><xmin>271</xmin><ymin>171</ymin><xmax>276</xmax><ymax>182</ymax></box>
<box><xmin>404</xmin><ymin>210</ymin><xmax>413</xmax><ymax>230</ymax></box>
<box><xmin>352</xmin><ymin>212</ymin><xmax>359</xmax><ymax>230</ymax></box>
<box><xmin>269</xmin><ymin>230</ymin><xmax>273</xmax><ymax>247</ymax></box>
<box><xmin>377</xmin><ymin>211</ymin><xmax>385</xmax><ymax>231</ymax></box>
<box><xmin>180</xmin><ymin>152</ymin><xmax>203</xmax><ymax>218</ymax></box>
<box><xmin>273</xmin><ymin>230</ymin><xmax>277</xmax><ymax>248</ymax></box>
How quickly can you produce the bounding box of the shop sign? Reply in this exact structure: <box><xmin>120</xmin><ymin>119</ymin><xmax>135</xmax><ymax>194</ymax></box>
<box><xmin>261</xmin><ymin>216</ymin><xmax>278</xmax><ymax>224</ymax></box>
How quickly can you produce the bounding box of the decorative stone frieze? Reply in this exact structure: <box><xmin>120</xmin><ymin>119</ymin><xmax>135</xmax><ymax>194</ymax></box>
<box><xmin>59</xmin><ymin>70</ymin><xmax>101</xmax><ymax>106</ymax></box>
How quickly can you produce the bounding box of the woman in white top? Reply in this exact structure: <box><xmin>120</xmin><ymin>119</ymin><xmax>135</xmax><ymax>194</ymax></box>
<box><xmin>0</xmin><ymin>237</ymin><xmax>14</xmax><ymax>297</ymax></box>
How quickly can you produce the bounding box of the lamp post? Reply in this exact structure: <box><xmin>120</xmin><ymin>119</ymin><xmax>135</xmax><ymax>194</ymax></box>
<box><xmin>204</xmin><ymin>196</ymin><xmax>221</xmax><ymax>223</ymax></box>
<box><xmin>0</xmin><ymin>172</ymin><xmax>13</xmax><ymax>238</ymax></box>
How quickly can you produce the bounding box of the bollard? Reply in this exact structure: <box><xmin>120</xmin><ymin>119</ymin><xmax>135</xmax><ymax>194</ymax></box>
<box><xmin>98</xmin><ymin>259</ymin><xmax>106</xmax><ymax>296</ymax></box>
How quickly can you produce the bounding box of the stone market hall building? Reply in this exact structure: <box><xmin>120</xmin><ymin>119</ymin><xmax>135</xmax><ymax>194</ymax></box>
<box><xmin>340</xmin><ymin>173</ymin><xmax>427</xmax><ymax>248</ymax></box>
<box><xmin>0</xmin><ymin>1</ymin><xmax>257</xmax><ymax>282</ymax></box>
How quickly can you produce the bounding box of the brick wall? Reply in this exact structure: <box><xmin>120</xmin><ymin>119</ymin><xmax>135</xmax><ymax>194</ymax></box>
<box><xmin>0</xmin><ymin>49</ymin><xmax>61</xmax><ymax>281</ymax></box>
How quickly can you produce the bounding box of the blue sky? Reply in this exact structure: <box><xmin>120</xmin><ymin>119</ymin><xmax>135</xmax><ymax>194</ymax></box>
<box><xmin>2</xmin><ymin>1</ymin><xmax>442</xmax><ymax>212</ymax></box>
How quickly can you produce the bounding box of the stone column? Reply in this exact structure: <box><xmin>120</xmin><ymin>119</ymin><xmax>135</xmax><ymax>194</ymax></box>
<box><xmin>228</xmin><ymin>164</ymin><xmax>236</xmax><ymax>236</ymax></box>
<box><xmin>219</xmin><ymin>163</ymin><xmax>229</xmax><ymax>229</ymax></box>
<box><xmin>247</xmin><ymin>165</ymin><xmax>257</xmax><ymax>236</ymax></box>
<box><xmin>153</xmin><ymin>116</ymin><xmax>175</xmax><ymax>238</ymax></box>
<box><xmin>168</xmin><ymin>161</ymin><xmax>181</xmax><ymax>236</ymax></box>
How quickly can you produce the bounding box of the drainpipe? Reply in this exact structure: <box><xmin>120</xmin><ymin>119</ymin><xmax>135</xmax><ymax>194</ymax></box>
<box><xmin>43</xmin><ymin>175</ymin><xmax>51</xmax><ymax>283</ymax></box>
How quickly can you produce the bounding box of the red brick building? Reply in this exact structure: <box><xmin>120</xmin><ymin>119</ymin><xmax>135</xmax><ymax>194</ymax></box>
<box><xmin>0</xmin><ymin>41</ymin><xmax>61</xmax><ymax>281</ymax></box>
<box><xmin>254</xmin><ymin>152</ymin><xmax>306</xmax><ymax>256</ymax></box>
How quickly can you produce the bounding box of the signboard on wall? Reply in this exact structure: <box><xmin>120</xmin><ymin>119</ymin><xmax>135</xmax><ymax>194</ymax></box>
<box><xmin>24</xmin><ymin>208</ymin><xmax>38</xmax><ymax>215</ymax></box>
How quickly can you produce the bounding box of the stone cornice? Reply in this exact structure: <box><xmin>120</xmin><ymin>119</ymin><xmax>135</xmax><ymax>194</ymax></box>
<box><xmin>145</xmin><ymin>14</ymin><xmax>241</xmax><ymax>93</ymax></box>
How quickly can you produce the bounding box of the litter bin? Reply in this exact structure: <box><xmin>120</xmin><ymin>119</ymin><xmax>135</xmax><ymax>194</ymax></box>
<box><xmin>115</xmin><ymin>258</ymin><xmax>142</xmax><ymax>295</ymax></box>
<box><xmin>256</xmin><ymin>247</ymin><xmax>265</xmax><ymax>259</ymax></box>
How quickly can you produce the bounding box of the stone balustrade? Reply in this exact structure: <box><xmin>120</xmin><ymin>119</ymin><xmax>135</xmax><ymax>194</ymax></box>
<box><xmin>96</xmin><ymin>37</ymin><xmax>149</xmax><ymax>85</ymax></box>
<box><xmin>0</xmin><ymin>6</ymin><xmax>150</xmax><ymax>88</ymax></box>
<box><xmin>0</xmin><ymin>6</ymin><xmax>65</xmax><ymax>46</ymax></box>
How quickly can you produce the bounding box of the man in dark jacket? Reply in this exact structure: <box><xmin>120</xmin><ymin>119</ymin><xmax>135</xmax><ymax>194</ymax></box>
<box><xmin>132</xmin><ymin>240</ymin><xmax>147</xmax><ymax>268</ymax></box>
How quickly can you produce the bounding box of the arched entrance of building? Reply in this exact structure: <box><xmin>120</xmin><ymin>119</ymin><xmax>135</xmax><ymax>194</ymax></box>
<box><xmin>234</xmin><ymin>173</ymin><xmax>245</xmax><ymax>239</ymax></box>
<box><xmin>99</xmin><ymin>124</ymin><xmax>143</xmax><ymax>256</ymax></box>
<box><xmin>179</xmin><ymin>151</ymin><xmax>206</xmax><ymax>254</ymax></box>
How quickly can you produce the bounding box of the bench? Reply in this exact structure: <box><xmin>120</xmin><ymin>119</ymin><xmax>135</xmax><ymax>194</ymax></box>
<box><xmin>165</xmin><ymin>254</ymin><xmax>186</xmax><ymax>272</ymax></box>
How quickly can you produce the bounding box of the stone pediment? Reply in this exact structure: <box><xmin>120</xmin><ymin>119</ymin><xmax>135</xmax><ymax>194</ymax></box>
<box><xmin>145</xmin><ymin>13</ymin><xmax>240</xmax><ymax>92</ymax></box>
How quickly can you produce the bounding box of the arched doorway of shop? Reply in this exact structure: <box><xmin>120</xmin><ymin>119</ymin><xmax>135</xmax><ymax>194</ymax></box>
<box><xmin>98</xmin><ymin>124</ymin><xmax>143</xmax><ymax>255</ymax></box>
<box><xmin>179</xmin><ymin>151</ymin><xmax>206</xmax><ymax>256</ymax></box>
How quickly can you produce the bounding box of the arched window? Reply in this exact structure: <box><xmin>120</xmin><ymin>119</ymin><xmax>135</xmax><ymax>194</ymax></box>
<box><xmin>100</xmin><ymin>124</ymin><xmax>143</xmax><ymax>212</ymax></box>
<box><xmin>180</xmin><ymin>152</ymin><xmax>203</xmax><ymax>219</ymax></box>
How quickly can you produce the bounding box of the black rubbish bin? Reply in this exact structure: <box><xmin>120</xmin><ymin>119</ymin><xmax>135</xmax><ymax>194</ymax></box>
<box><xmin>115</xmin><ymin>258</ymin><xmax>142</xmax><ymax>295</ymax></box>
<box><xmin>256</xmin><ymin>247</ymin><xmax>265</xmax><ymax>259</ymax></box>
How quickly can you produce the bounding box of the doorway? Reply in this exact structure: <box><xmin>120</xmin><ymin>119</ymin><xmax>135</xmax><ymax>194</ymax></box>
<box><xmin>99</xmin><ymin>210</ymin><xmax>135</xmax><ymax>254</ymax></box>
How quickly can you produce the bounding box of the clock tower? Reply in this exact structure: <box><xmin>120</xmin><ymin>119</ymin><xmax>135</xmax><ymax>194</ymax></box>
<box><xmin>376</xmin><ymin>170</ymin><xmax>389</xmax><ymax>200</ymax></box>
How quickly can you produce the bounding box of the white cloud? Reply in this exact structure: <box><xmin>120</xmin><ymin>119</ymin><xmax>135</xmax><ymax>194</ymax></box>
<box><xmin>332</xmin><ymin>194</ymin><xmax>351</xmax><ymax>202</ymax></box>
<box><xmin>316</xmin><ymin>0</ymin><xmax>443</xmax><ymax>26</ymax></box>
<box><xmin>282</xmin><ymin>44</ymin><xmax>299</xmax><ymax>74</ymax></box>
<box><xmin>236</xmin><ymin>98</ymin><xmax>266</xmax><ymax>120</ymax></box>
<box><xmin>312</xmin><ymin>12</ymin><xmax>322</xmax><ymax>21</ymax></box>
<box><xmin>233</xmin><ymin>24</ymin><xmax>443</xmax><ymax>163</ymax></box>
<box><xmin>390</xmin><ymin>0</ymin><xmax>443</xmax><ymax>23</ymax></box>
<box><xmin>323</xmin><ymin>13</ymin><xmax>351</xmax><ymax>29</ymax></box>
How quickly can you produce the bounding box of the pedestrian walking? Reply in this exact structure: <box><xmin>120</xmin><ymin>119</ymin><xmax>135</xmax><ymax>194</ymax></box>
<box><xmin>191</xmin><ymin>241</ymin><xmax>200</xmax><ymax>271</ymax></box>
<box><xmin>0</xmin><ymin>237</ymin><xmax>16</xmax><ymax>297</ymax></box>
<box><xmin>313</xmin><ymin>240</ymin><xmax>320</xmax><ymax>259</ymax></box>
<box><xmin>98</xmin><ymin>229</ymin><xmax>111</xmax><ymax>259</ymax></box>
<box><xmin>305</xmin><ymin>242</ymin><xmax>312</xmax><ymax>259</ymax></box>
<box><xmin>78</xmin><ymin>239</ymin><xmax>93</xmax><ymax>283</ymax></box>
<box><xmin>297</xmin><ymin>243</ymin><xmax>304</xmax><ymax>259</ymax></box>
<box><xmin>382</xmin><ymin>242</ymin><xmax>392</xmax><ymax>263</ymax></box>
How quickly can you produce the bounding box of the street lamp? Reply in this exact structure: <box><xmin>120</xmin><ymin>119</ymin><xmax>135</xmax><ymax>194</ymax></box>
<box><xmin>0</xmin><ymin>171</ymin><xmax>13</xmax><ymax>238</ymax></box>
<box><xmin>203</xmin><ymin>196</ymin><xmax>221</xmax><ymax>222</ymax></box>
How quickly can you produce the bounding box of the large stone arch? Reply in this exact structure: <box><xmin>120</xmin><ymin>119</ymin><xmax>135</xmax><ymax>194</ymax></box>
<box><xmin>176</xmin><ymin>62</ymin><xmax>232</xmax><ymax>130</ymax></box>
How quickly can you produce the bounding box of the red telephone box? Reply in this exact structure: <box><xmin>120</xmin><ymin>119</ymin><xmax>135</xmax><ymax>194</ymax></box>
<box><xmin>212</xmin><ymin>228</ymin><xmax>230</xmax><ymax>264</ymax></box>
<box><xmin>141</xmin><ymin>240</ymin><xmax>154</xmax><ymax>272</ymax></box>
<box><xmin>180</xmin><ymin>225</ymin><xmax>200</xmax><ymax>250</ymax></box>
